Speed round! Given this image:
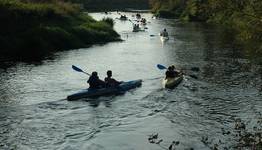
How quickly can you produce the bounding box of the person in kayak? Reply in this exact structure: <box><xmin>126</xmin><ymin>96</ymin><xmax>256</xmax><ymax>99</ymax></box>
<box><xmin>160</xmin><ymin>28</ymin><xmax>168</xmax><ymax>37</ymax></box>
<box><xmin>120</xmin><ymin>15</ymin><xmax>127</xmax><ymax>20</ymax></box>
<box><xmin>134</xmin><ymin>24</ymin><xmax>139</xmax><ymax>29</ymax></box>
<box><xmin>165</xmin><ymin>65</ymin><xmax>180</xmax><ymax>79</ymax></box>
<box><xmin>171</xmin><ymin>65</ymin><xmax>180</xmax><ymax>77</ymax></box>
<box><xmin>87</xmin><ymin>71</ymin><xmax>105</xmax><ymax>89</ymax></box>
<box><xmin>141</xmin><ymin>18</ymin><xmax>146</xmax><ymax>23</ymax></box>
<box><xmin>136</xmin><ymin>13</ymin><xmax>141</xmax><ymax>19</ymax></box>
<box><xmin>104</xmin><ymin>70</ymin><xmax>122</xmax><ymax>87</ymax></box>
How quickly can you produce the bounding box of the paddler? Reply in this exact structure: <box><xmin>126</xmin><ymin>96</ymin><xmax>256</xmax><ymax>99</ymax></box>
<box><xmin>171</xmin><ymin>65</ymin><xmax>180</xmax><ymax>77</ymax></box>
<box><xmin>160</xmin><ymin>28</ymin><xmax>168</xmax><ymax>37</ymax></box>
<box><xmin>165</xmin><ymin>65</ymin><xmax>180</xmax><ymax>79</ymax></box>
<box><xmin>87</xmin><ymin>71</ymin><xmax>105</xmax><ymax>89</ymax></box>
<box><xmin>104</xmin><ymin>70</ymin><xmax>122</xmax><ymax>87</ymax></box>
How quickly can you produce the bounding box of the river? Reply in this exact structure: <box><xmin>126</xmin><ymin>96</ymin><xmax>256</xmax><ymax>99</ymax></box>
<box><xmin>0</xmin><ymin>12</ymin><xmax>261</xmax><ymax>150</ymax></box>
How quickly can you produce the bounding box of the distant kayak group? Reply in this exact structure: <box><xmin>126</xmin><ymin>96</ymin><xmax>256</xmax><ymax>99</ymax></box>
<box><xmin>116</xmin><ymin>12</ymin><xmax>170</xmax><ymax>40</ymax></box>
<box><xmin>132</xmin><ymin>15</ymin><xmax>147</xmax><ymax>32</ymax></box>
<box><xmin>116</xmin><ymin>12</ymin><xmax>149</xmax><ymax>32</ymax></box>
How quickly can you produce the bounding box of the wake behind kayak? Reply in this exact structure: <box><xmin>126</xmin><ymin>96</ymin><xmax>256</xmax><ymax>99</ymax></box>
<box><xmin>67</xmin><ymin>79</ymin><xmax>142</xmax><ymax>101</ymax></box>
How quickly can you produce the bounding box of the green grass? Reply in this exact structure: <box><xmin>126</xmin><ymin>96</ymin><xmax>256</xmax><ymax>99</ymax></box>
<box><xmin>0</xmin><ymin>0</ymin><xmax>120</xmax><ymax>59</ymax></box>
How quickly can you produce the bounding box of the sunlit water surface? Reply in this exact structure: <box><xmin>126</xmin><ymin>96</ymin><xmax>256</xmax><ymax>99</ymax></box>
<box><xmin>0</xmin><ymin>12</ymin><xmax>261</xmax><ymax>150</ymax></box>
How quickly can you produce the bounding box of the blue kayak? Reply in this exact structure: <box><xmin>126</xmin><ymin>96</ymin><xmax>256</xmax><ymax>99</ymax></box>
<box><xmin>67</xmin><ymin>79</ymin><xmax>142</xmax><ymax>101</ymax></box>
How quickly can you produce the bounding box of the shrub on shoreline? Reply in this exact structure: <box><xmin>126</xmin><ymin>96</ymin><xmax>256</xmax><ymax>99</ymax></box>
<box><xmin>0</xmin><ymin>0</ymin><xmax>120</xmax><ymax>59</ymax></box>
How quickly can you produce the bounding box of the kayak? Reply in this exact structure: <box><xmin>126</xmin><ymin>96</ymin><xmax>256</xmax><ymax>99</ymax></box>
<box><xmin>133</xmin><ymin>28</ymin><xmax>145</xmax><ymax>32</ymax></box>
<box><xmin>160</xmin><ymin>36</ymin><xmax>169</xmax><ymax>42</ymax></box>
<box><xmin>67</xmin><ymin>79</ymin><xmax>142</xmax><ymax>101</ymax></box>
<box><xmin>162</xmin><ymin>75</ymin><xmax>183</xmax><ymax>89</ymax></box>
<box><xmin>119</xmin><ymin>17</ymin><xmax>127</xmax><ymax>21</ymax></box>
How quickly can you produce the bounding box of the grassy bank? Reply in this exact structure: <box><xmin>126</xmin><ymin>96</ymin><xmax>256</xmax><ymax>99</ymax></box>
<box><xmin>0</xmin><ymin>0</ymin><xmax>120</xmax><ymax>59</ymax></box>
<box><xmin>150</xmin><ymin>0</ymin><xmax>262</xmax><ymax>63</ymax></box>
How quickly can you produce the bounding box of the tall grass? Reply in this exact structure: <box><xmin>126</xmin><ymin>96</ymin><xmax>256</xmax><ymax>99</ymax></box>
<box><xmin>0</xmin><ymin>0</ymin><xmax>120</xmax><ymax>59</ymax></box>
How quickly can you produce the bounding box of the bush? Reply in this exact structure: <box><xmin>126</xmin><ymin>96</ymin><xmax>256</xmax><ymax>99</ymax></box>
<box><xmin>102</xmin><ymin>17</ymin><xmax>114</xmax><ymax>27</ymax></box>
<box><xmin>0</xmin><ymin>0</ymin><xmax>120</xmax><ymax>59</ymax></box>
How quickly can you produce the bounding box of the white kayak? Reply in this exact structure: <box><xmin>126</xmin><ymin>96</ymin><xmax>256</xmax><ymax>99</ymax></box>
<box><xmin>160</xmin><ymin>36</ymin><xmax>169</xmax><ymax>42</ymax></box>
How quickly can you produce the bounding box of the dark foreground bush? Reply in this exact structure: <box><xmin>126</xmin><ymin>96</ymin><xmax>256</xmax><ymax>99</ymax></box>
<box><xmin>0</xmin><ymin>0</ymin><xmax>120</xmax><ymax>60</ymax></box>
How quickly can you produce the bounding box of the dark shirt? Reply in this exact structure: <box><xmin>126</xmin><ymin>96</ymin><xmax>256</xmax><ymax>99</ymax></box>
<box><xmin>161</xmin><ymin>31</ymin><xmax>168</xmax><ymax>37</ymax></box>
<box><xmin>87</xmin><ymin>75</ymin><xmax>105</xmax><ymax>89</ymax></box>
<box><xmin>166</xmin><ymin>70</ymin><xmax>175</xmax><ymax>78</ymax></box>
<box><xmin>165</xmin><ymin>70</ymin><xmax>180</xmax><ymax>78</ymax></box>
<box><xmin>104</xmin><ymin>77</ymin><xmax>121</xmax><ymax>87</ymax></box>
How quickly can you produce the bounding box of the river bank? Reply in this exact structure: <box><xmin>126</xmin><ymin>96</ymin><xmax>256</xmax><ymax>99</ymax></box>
<box><xmin>0</xmin><ymin>0</ymin><xmax>120</xmax><ymax>60</ymax></box>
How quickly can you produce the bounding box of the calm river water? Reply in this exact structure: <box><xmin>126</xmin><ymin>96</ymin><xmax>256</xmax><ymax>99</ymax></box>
<box><xmin>0</xmin><ymin>12</ymin><xmax>261</xmax><ymax>150</ymax></box>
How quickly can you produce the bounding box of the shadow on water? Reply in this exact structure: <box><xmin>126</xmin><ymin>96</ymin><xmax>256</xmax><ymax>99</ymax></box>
<box><xmin>85</xmin><ymin>97</ymin><xmax>114</xmax><ymax>108</ymax></box>
<box><xmin>0</xmin><ymin>54</ymin><xmax>57</xmax><ymax>72</ymax></box>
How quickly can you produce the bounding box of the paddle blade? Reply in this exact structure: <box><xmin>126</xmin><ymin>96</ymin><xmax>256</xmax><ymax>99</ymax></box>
<box><xmin>157</xmin><ymin>64</ymin><xmax>167</xmax><ymax>70</ymax></box>
<box><xmin>72</xmin><ymin>65</ymin><xmax>83</xmax><ymax>72</ymax></box>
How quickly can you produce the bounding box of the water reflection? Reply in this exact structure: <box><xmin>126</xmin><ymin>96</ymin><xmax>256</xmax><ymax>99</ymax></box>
<box><xmin>86</xmin><ymin>97</ymin><xmax>113</xmax><ymax>108</ymax></box>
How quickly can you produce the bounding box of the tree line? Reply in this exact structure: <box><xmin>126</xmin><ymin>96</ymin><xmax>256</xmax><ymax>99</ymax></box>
<box><xmin>150</xmin><ymin>0</ymin><xmax>262</xmax><ymax>63</ymax></box>
<box><xmin>74</xmin><ymin>0</ymin><xmax>149</xmax><ymax>11</ymax></box>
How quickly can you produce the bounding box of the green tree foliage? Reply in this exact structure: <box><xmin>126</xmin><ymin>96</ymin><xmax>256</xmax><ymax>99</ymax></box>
<box><xmin>150</xmin><ymin>0</ymin><xmax>262</xmax><ymax>63</ymax></box>
<box><xmin>0</xmin><ymin>0</ymin><xmax>119</xmax><ymax>59</ymax></box>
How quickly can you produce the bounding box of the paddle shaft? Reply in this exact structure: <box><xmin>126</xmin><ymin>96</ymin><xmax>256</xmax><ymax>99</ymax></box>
<box><xmin>82</xmin><ymin>71</ymin><xmax>90</xmax><ymax>76</ymax></box>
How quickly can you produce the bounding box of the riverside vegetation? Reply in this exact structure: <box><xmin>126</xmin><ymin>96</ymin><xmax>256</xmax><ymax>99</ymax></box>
<box><xmin>150</xmin><ymin>0</ymin><xmax>262</xmax><ymax>64</ymax></box>
<box><xmin>72</xmin><ymin>0</ymin><xmax>149</xmax><ymax>11</ymax></box>
<box><xmin>0</xmin><ymin>0</ymin><xmax>120</xmax><ymax>59</ymax></box>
